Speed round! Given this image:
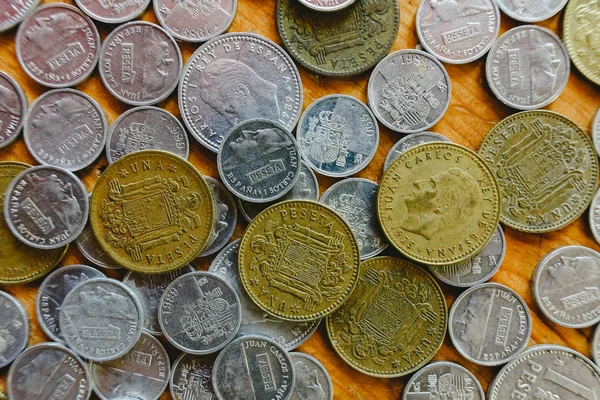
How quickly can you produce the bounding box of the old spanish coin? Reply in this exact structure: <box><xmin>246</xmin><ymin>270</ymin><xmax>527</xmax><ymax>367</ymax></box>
<box><xmin>368</xmin><ymin>50</ymin><xmax>451</xmax><ymax>133</ymax></box>
<box><xmin>201</xmin><ymin>177</ymin><xmax>237</xmax><ymax>256</ymax></box>
<box><xmin>209</xmin><ymin>240</ymin><xmax>319</xmax><ymax>350</ymax></box>
<box><xmin>75</xmin><ymin>0</ymin><xmax>149</xmax><ymax>23</ymax></box>
<box><xmin>478</xmin><ymin>111</ymin><xmax>599</xmax><ymax>233</ymax></box>
<box><xmin>0</xmin><ymin>291</ymin><xmax>28</xmax><ymax>368</ymax></box>
<box><xmin>4</xmin><ymin>165</ymin><xmax>89</xmax><ymax>249</ymax></box>
<box><xmin>107</xmin><ymin>106</ymin><xmax>189</xmax><ymax>164</ymax></box>
<box><xmin>100</xmin><ymin>21</ymin><xmax>182</xmax><ymax>106</ymax></box>
<box><xmin>403</xmin><ymin>361</ymin><xmax>484</xmax><ymax>400</ymax></box>
<box><xmin>591</xmin><ymin>188</ymin><xmax>600</xmax><ymax>246</ymax></box>
<box><xmin>24</xmin><ymin>89</ymin><xmax>108</xmax><ymax>171</ymax></box>
<box><xmin>290</xmin><ymin>352</ymin><xmax>333</xmax><ymax>400</ymax></box>
<box><xmin>213</xmin><ymin>335</ymin><xmax>295</xmax><ymax>400</ymax></box>
<box><xmin>298</xmin><ymin>0</ymin><xmax>354</xmax><ymax>11</ymax></box>
<box><xmin>495</xmin><ymin>0</ymin><xmax>567</xmax><ymax>22</ymax></box>
<box><xmin>486</xmin><ymin>26</ymin><xmax>569</xmax><ymax>110</ymax></box>
<box><xmin>384</xmin><ymin>132</ymin><xmax>451</xmax><ymax>171</ymax></box>
<box><xmin>158</xmin><ymin>271</ymin><xmax>241</xmax><ymax>354</ymax></box>
<box><xmin>327</xmin><ymin>256</ymin><xmax>447</xmax><ymax>377</ymax></box>
<box><xmin>240</xmin><ymin>200</ymin><xmax>360</xmax><ymax>321</ymax></box>
<box><xmin>16</xmin><ymin>3</ymin><xmax>100</xmax><ymax>88</ymax></box>
<box><xmin>276</xmin><ymin>0</ymin><xmax>399</xmax><ymax>77</ymax></box>
<box><xmin>416</xmin><ymin>0</ymin><xmax>500</xmax><ymax>64</ymax></box>
<box><xmin>594</xmin><ymin>324</ymin><xmax>600</xmax><ymax>366</ymax></box>
<box><xmin>0</xmin><ymin>71</ymin><xmax>26</xmax><ymax>149</ymax></box>
<box><xmin>449</xmin><ymin>282</ymin><xmax>531</xmax><ymax>366</ymax></box>
<box><xmin>564</xmin><ymin>0</ymin><xmax>600</xmax><ymax>86</ymax></box>
<box><xmin>170</xmin><ymin>352</ymin><xmax>216</xmax><ymax>400</ymax></box>
<box><xmin>593</xmin><ymin>108</ymin><xmax>600</xmax><ymax>157</ymax></box>
<box><xmin>90</xmin><ymin>150</ymin><xmax>214</xmax><ymax>273</ymax></box>
<box><xmin>0</xmin><ymin>0</ymin><xmax>39</xmax><ymax>33</ymax></box>
<box><xmin>296</xmin><ymin>94</ymin><xmax>378</xmax><ymax>177</ymax></box>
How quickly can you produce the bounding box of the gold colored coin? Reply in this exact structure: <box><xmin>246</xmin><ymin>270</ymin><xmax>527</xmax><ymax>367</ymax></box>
<box><xmin>0</xmin><ymin>162</ymin><xmax>66</xmax><ymax>284</ymax></box>
<box><xmin>378</xmin><ymin>142</ymin><xmax>500</xmax><ymax>265</ymax></box>
<box><xmin>239</xmin><ymin>200</ymin><xmax>360</xmax><ymax>321</ymax></box>
<box><xmin>326</xmin><ymin>256</ymin><xmax>447</xmax><ymax>377</ymax></box>
<box><xmin>90</xmin><ymin>150</ymin><xmax>214</xmax><ymax>273</ymax></box>
<box><xmin>563</xmin><ymin>0</ymin><xmax>600</xmax><ymax>86</ymax></box>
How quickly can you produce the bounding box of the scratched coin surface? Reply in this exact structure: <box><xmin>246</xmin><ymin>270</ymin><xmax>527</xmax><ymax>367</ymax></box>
<box><xmin>563</xmin><ymin>0</ymin><xmax>600</xmax><ymax>87</ymax></box>
<box><xmin>170</xmin><ymin>352</ymin><xmax>216</xmax><ymax>400</ymax></box>
<box><xmin>495</xmin><ymin>0</ymin><xmax>567</xmax><ymax>22</ymax></box>
<box><xmin>384</xmin><ymin>132</ymin><xmax>451</xmax><ymax>171</ymax></box>
<box><xmin>591</xmin><ymin>188</ymin><xmax>600</xmax><ymax>246</ymax></box>
<box><xmin>0</xmin><ymin>291</ymin><xmax>28</xmax><ymax>368</ymax></box>
<box><xmin>327</xmin><ymin>256</ymin><xmax>447</xmax><ymax>377</ymax></box>
<box><xmin>200</xmin><ymin>177</ymin><xmax>237</xmax><ymax>256</ymax></box>
<box><xmin>0</xmin><ymin>71</ymin><xmax>26</xmax><ymax>149</ymax></box>
<box><xmin>75</xmin><ymin>0</ymin><xmax>150</xmax><ymax>23</ymax></box>
<box><xmin>403</xmin><ymin>361</ymin><xmax>484</xmax><ymax>400</ymax></box>
<box><xmin>593</xmin><ymin>324</ymin><xmax>600</xmax><ymax>366</ymax></box>
<box><xmin>593</xmin><ymin>108</ymin><xmax>600</xmax><ymax>158</ymax></box>
<box><xmin>297</xmin><ymin>0</ymin><xmax>355</xmax><ymax>11</ymax></box>
<box><xmin>0</xmin><ymin>0</ymin><xmax>39</xmax><ymax>33</ymax></box>
<box><xmin>290</xmin><ymin>352</ymin><xmax>333</xmax><ymax>400</ymax></box>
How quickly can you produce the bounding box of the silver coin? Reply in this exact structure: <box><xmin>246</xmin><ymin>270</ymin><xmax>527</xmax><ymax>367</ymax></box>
<box><xmin>289</xmin><ymin>352</ymin><xmax>333</xmax><ymax>400</ymax></box>
<box><xmin>179</xmin><ymin>32</ymin><xmax>303</xmax><ymax>153</ymax></box>
<box><xmin>59</xmin><ymin>277</ymin><xmax>144</xmax><ymax>362</ymax></box>
<box><xmin>592</xmin><ymin>188</ymin><xmax>600</xmax><ymax>247</ymax></box>
<box><xmin>593</xmin><ymin>323</ymin><xmax>600</xmax><ymax>366</ymax></box>
<box><xmin>0</xmin><ymin>0</ymin><xmax>39</xmax><ymax>33</ymax></box>
<box><xmin>368</xmin><ymin>49</ymin><xmax>451</xmax><ymax>134</ymax></box>
<box><xmin>7</xmin><ymin>342</ymin><xmax>92</xmax><ymax>400</ymax></box>
<box><xmin>123</xmin><ymin>265</ymin><xmax>194</xmax><ymax>336</ymax></box>
<box><xmin>75</xmin><ymin>0</ymin><xmax>150</xmax><ymax>24</ymax></box>
<box><xmin>100</xmin><ymin>21</ymin><xmax>182</xmax><ymax>106</ymax></box>
<box><xmin>212</xmin><ymin>334</ymin><xmax>295</xmax><ymax>400</ymax></box>
<box><xmin>201</xmin><ymin>177</ymin><xmax>237</xmax><ymax>257</ymax></box>
<box><xmin>16</xmin><ymin>3</ymin><xmax>100</xmax><ymax>88</ymax></box>
<box><xmin>403</xmin><ymin>361</ymin><xmax>484</xmax><ymax>400</ymax></box>
<box><xmin>24</xmin><ymin>89</ymin><xmax>108</xmax><ymax>171</ymax></box>
<box><xmin>170</xmin><ymin>352</ymin><xmax>216</xmax><ymax>400</ymax></box>
<box><xmin>208</xmin><ymin>240</ymin><xmax>320</xmax><ymax>351</ymax></box>
<box><xmin>319</xmin><ymin>178</ymin><xmax>387</xmax><ymax>259</ymax></box>
<box><xmin>0</xmin><ymin>71</ymin><xmax>27</xmax><ymax>149</ymax></box>
<box><xmin>158</xmin><ymin>271</ymin><xmax>241</xmax><ymax>355</ymax></box>
<box><xmin>37</xmin><ymin>264</ymin><xmax>105</xmax><ymax>342</ymax></box>
<box><xmin>593</xmin><ymin>108</ymin><xmax>600</xmax><ymax>158</ymax></box>
<box><xmin>0</xmin><ymin>291</ymin><xmax>28</xmax><ymax>368</ymax></box>
<box><xmin>429</xmin><ymin>225</ymin><xmax>505</xmax><ymax>287</ymax></box>
<box><xmin>416</xmin><ymin>0</ymin><xmax>500</xmax><ymax>64</ymax></box>
<box><xmin>449</xmin><ymin>282</ymin><xmax>531</xmax><ymax>366</ymax></box>
<box><xmin>297</xmin><ymin>0</ymin><xmax>355</xmax><ymax>12</ymax></box>
<box><xmin>495</xmin><ymin>0</ymin><xmax>568</xmax><ymax>22</ymax></box>
<box><xmin>383</xmin><ymin>131</ymin><xmax>451</xmax><ymax>171</ymax></box>
<box><xmin>91</xmin><ymin>332</ymin><xmax>170</xmax><ymax>400</ymax></box>
<box><xmin>486</xmin><ymin>25</ymin><xmax>569</xmax><ymax>110</ymax></box>
<box><xmin>3</xmin><ymin>165</ymin><xmax>89</xmax><ymax>249</ymax></box>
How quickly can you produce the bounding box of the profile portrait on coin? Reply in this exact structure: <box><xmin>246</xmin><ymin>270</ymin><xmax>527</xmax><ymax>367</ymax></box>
<box><xmin>420</xmin><ymin>0</ymin><xmax>491</xmax><ymax>25</ymax></box>
<box><xmin>14</xmin><ymin>351</ymin><xmax>64</xmax><ymax>394</ymax></box>
<box><xmin>294</xmin><ymin>359</ymin><xmax>326</xmax><ymax>400</ymax></box>
<box><xmin>0</xmin><ymin>318</ymin><xmax>24</xmax><ymax>364</ymax></box>
<box><xmin>530</xmin><ymin>29</ymin><xmax>562</xmax><ymax>103</ymax></box>
<box><xmin>0</xmin><ymin>83</ymin><xmax>20</xmax><ymax>115</ymax></box>
<box><xmin>21</xmin><ymin>12</ymin><xmax>86</xmax><ymax>60</ymax></box>
<box><xmin>454</xmin><ymin>288</ymin><xmax>492</xmax><ymax>357</ymax></box>
<box><xmin>142</xmin><ymin>29</ymin><xmax>175</xmax><ymax>100</ymax></box>
<box><xmin>219</xmin><ymin>355</ymin><xmax>254</xmax><ymax>399</ymax></box>
<box><xmin>28</xmin><ymin>172</ymin><xmax>82</xmax><ymax>232</ymax></box>
<box><xmin>31</xmin><ymin>95</ymin><xmax>92</xmax><ymax>137</ymax></box>
<box><xmin>222</xmin><ymin>126</ymin><xmax>293</xmax><ymax>170</ymax></box>
<box><xmin>541</xmin><ymin>255</ymin><xmax>600</xmax><ymax>291</ymax></box>
<box><xmin>74</xmin><ymin>286</ymin><xmax>134</xmax><ymax>318</ymax></box>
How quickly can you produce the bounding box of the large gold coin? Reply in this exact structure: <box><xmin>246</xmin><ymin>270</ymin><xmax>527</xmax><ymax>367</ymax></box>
<box><xmin>378</xmin><ymin>142</ymin><xmax>500</xmax><ymax>265</ymax></box>
<box><xmin>564</xmin><ymin>0</ymin><xmax>600</xmax><ymax>86</ymax></box>
<box><xmin>90</xmin><ymin>150</ymin><xmax>214</xmax><ymax>273</ymax></box>
<box><xmin>239</xmin><ymin>200</ymin><xmax>360</xmax><ymax>321</ymax></box>
<box><xmin>0</xmin><ymin>162</ymin><xmax>66</xmax><ymax>284</ymax></box>
<box><xmin>326</xmin><ymin>256</ymin><xmax>447</xmax><ymax>377</ymax></box>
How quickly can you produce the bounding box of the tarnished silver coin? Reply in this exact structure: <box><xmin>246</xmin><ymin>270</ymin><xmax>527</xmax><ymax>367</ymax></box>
<box><xmin>368</xmin><ymin>49</ymin><xmax>451</xmax><ymax>134</ymax></box>
<box><xmin>7</xmin><ymin>342</ymin><xmax>92</xmax><ymax>400</ymax></box>
<box><xmin>0</xmin><ymin>71</ymin><xmax>27</xmax><ymax>149</ymax></box>
<box><xmin>170</xmin><ymin>353</ymin><xmax>216</xmax><ymax>400</ymax></box>
<box><xmin>200</xmin><ymin>177</ymin><xmax>237</xmax><ymax>257</ymax></box>
<box><xmin>383</xmin><ymin>131</ymin><xmax>451</xmax><ymax>171</ymax></box>
<box><xmin>213</xmin><ymin>335</ymin><xmax>295</xmax><ymax>400</ymax></box>
<box><xmin>91</xmin><ymin>332</ymin><xmax>170</xmax><ymax>400</ymax></box>
<box><xmin>495</xmin><ymin>0</ymin><xmax>568</xmax><ymax>22</ymax></box>
<box><xmin>100</xmin><ymin>21</ymin><xmax>182</xmax><ymax>106</ymax></box>
<box><xmin>403</xmin><ymin>361</ymin><xmax>484</xmax><ymax>400</ymax></box>
<box><xmin>0</xmin><ymin>0</ymin><xmax>39</xmax><ymax>33</ymax></box>
<box><xmin>37</xmin><ymin>264</ymin><xmax>105</xmax><ymax>342</ymax></box>
<box><xmin>591</xmin><ymin>187</ymin><xmax>600</xmax><ymax>246</ymax></box>
<box><xmin>533</xmin><ymin>245</ymin><xmax>600</xmax><ymax>328</ymax></box>
<box><xmin>158</xmin><ymin>271</ymin><xmax>241</xmax><ymax>355</ymax></box>
<box><xmin>486</xmin><ymin>25</ymin><xmax>569</xmax><ymax>110</ymax></box>
<box><xmin>0</xmin><ymin>291</ymin><xmax>28</xmax><ymax>368</ymax></box>
<box><xmin>593</xmin><ymin>323</ymin><xmax>600</xmax><ymax>366</ymax></box>
<box><xmin>4</xmin><ymin>165</ymin><xmax>89</xmax><ymax>249</ymax></box>
<box><xmin>179</xmin><ymin>32</ymin><xmax>303</xmax><ymax>153</ymax></box>
<box><xmin>290</xmin><ymin>352</ymin><xmax>333</xmax><ymax>400</ymax></box>
<box><xmin>593</xmin><ymin>108</ymin><xmax>600</xmax><ymax>158</ymax></box>
<box><xmin>75</xmin><ymin>0</ymin><xmax>150</xmax><ymax>24</ymax></box>
<box><xmin>319</xmin><ymin>178</ymin><xmax>387</xmax><ymax>260</ymax></box>
<box><xmin>16</xmin><ymin>3</ymin><xmax>100</xmax><ymax>88</ymax></box>
<box><xmin>297</xmin><ymin>0</ymin><xmax>355</xmax><ymax>12</ymax></box>
<box><xmin>24</xmin><ymin>89</ymin><xmax>108</xmax><ymax>171</ymax></box>
<box><xmin>449</xmin><ymin>282</ymin><xmax>531</xmax><ymax>366</ymax></box>
<box><xmin>208</xmin><ymin>240</ymin><xmax>320</xmax><ymax>351</ymax></box>
<box><xmin>59</xmin><ymin>277</ymin><xmax>144</xmax><ymax>362</ymax></box>
<box><xmin>107</xmin><ymin>106</ymin><xmax>189</xmax><ymax>164</ymax></box>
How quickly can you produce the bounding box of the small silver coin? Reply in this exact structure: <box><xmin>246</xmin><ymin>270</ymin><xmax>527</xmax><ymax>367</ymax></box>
<box><xmin>59</xmin><ymin>277</ymin><xmax>144</xmax><ymax>362</ymax></box>
<box><xmin>107</xmin><ymin>106</ymin><xmax>189</xmax><ymax>164</ymax></box>
<box><xmin>0</xmin><ymin>291</ymin><xmax>29</xmax><ymax>368</ymax></box>
<box><xmin>179</xmin><ymin>32</ymin><xmax>303</xmax><ymax>153</ymax></box>
<box><xmin>297</xmin><ymin>0</ymin><xmax>355</xmax><ymax>12</ymax></box>
<box><xmin>217</xmin><ymin>119</ymin><xmax>301</xmax><ymax>203</ymax></box>
<box><xmin>0</xmin><ymin>71</ymin><xmax>27</xmax><ymax>149</ymax></box>
<box><xmin>593</xmin><ymin>323</ymin><xmax>600</xmax><ymax>366</ymax></box>
<box><xmin>319</xmin><ymin>178</ymin><xmax>387</xmax><ymax>260</ymax></box>
<box><xmin>593</xmin><ymin>108</ymin><xmax>600</xmax><ymax>158</ymax></box>
<box><xmin>170</xmin><ymin>352</ymin><xmax>216</xmax><ymax>400</ymax></box>
<box><xmin>200</xmin><ymin>177</ymin><xmax>237</xmax><ymax>257</ymax></box>
<box><xmin>449</xmin><ymin>282</ymin><xmax>531</xmax><ymax>366</ymax></box>
<box><xmin>159</xmin><ymin>271</ymin><xmax>241</xmax><ymax>355</ymax></box>
<box><xmin>368</xmin><ymin>49</ymin><xmax>451</xmax><ymax>134</ymax></box>
<box><xmin>0</xmin><ymin>0</ymin><xmax>39</xmax><ymax>33</ymax></box>
<box><xmin>495</xmin><ymin>0</ymin><xmax>568</xmax><ymax>22</ymax></box>
<box><xmin>289</xmin><ymin>352</ymin><xmax>333</xmax><ymax>400</ymax></box>
<box><xmin>7</xmin><ymin>342</ymin><xmax>92</xmax><ymax>400</ymax></box>
<box><xmin>533</xmin><ymin>245</ymin><xmax>600</xmax><ymax>328</ymax></box>
<box><xmin>591</xmin><ymin>187</ymin><xmax>600</xmax><ymax>246</ymax></box>
<box><xmin>486</xmin><ymin>25</ymin><xmax>569</xmax><ymax>110</ymax></box>
<box><xmin>37</xmin><ymin>264</ymin><xmax>105</xmax><ymax>342</ymax></box>
<box><xmin>383</xmin><ymin>131</ymin><xmax>451</xmax><ymax>171</ymax></box>
<box><xmin>213</xmin><ymin>335</ymin><xmax>295</xmax><ymax>400</ymax></box>
<box><xmin>91</xmin><ymin>332</ymin><xmax>170</xmax><ymax>400</ymax></box>
<box><xmin>4</xmin><ymin>165</ymin><xmax>89</xmax><ymax>249</ymax></box>
<box><xmin>16</xmin><ymin>3</ymin><xmax>100</xmax><ymax>88</ymax></box>
<box><xmin>403</xmin><ymin>361</ymin><xmax>484</xmax><ymax>400</ymax></box>
<box><xmin>297</xmin><ymin>94</ymin><xmax>378</xmax><ymax>177</ymax></box>
<box><xmin>24</xmin><ymin>89</ymin><xmax>108</xmax><ymax>171</ymax></box>
<box><xmin>208</xmin><ymin>240</ymin><xmax>319</xmax><ymax>351</ymax></box>
<box><xmin>75</xmin><ymin>0</ymin><xmax>150</xmax><ymax>24</ymax></box>
<box><xmin>100</xmin><ymin>21</ymin><xmax>182</xmax><ymax>106</ymax></box>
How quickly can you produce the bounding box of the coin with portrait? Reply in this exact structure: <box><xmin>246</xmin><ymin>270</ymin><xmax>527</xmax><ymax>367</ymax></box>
<box><xmin>563</xmin><ymin>0</ymin><xmax>600</xmax><ymax>86</ymax></box>
<box><xmin>0</xmin><ymin>71</ymin><xmax>26</xmax><ymax>149</ymax></box>
<box><xmin>290</xmin><ymin>352</ymin><xmax>333</xmax><ymax>400</ymax></box>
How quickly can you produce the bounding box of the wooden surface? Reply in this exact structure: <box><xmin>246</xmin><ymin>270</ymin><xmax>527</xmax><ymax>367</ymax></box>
<box><xmin>1</xmin><ymin>0</ymin><xmax>600</xmax><ymax>398</ymax></box>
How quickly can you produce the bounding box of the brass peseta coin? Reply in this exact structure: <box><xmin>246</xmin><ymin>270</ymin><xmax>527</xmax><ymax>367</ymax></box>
<box><xmin>563</xmin><ymin>0</ymin><xmax>600</xmax><ymax>86</ymax></box>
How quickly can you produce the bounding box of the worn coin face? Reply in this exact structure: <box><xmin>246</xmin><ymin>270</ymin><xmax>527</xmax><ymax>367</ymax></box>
<box><xmin>403</xmin><ymin>361</ymin><xmax>484</xmax><ymax>400</ymax></box>
<box><xmin>327</xmin><ymin>256</ymin><xmax>447</xmax><ymax>377</ymax></box>
<box><xmin>593</xmin><ymin>108</ymin><xmax>600</xmax><ymax>158</ymax></box>
<box><xmin>16</xmin><ymin>3</ymin><xmax>100</xmax><ymax>88</ymax></box>
<box><xmin>563</xmin><ymin>0</ymin><xmax>600</xmax><ymax>87</ymax></box>
<box><xmin>384</xmin><ymin>132</ymin><xmax>451</xmax><ymax>171</ymax></box>
<box><xmin>200</xmin><ymin>177</ymin><xmax>237</xmax><ymax>257</ymax></box>
<box><xmin>495</xmin><ymin>0</ymin><xmax>567</xmax><ymax>22</ymax></box>
<box><xmin>100</xmin><ymin>21</ymin><xmax>182</xmax><ymax>106</ymax></box>
<box><xmin>76</xmin><ymin>201</ymin><xmax>122</xmax><ymax>270</ymax></box>
<box><xmin>449</xmin><ymin>282</ymin><xmax>531</xmax><ymax>366</ymax></box>
<box><xmin>0</xmin><ymin>71</ymin><xmax>26</xmax><ymax>149</ymax></box>
<box><xmin>593</xmin><ymin>324</ymin><xmax>600</xmax><ymax>366</ymax></box>
<box><xmin>90</xmin><ymin>150</ymin><xmax>214</xmax><ymax>273</ymax></box>
<box><xmin>170</xmin><ymin>352</ymin><xmax>216</xmax><ymax>400</ymax></box>
<box><xmin>297</xmin><ymin>94</ymin><xmax>378</xmax><ymax>177</ymax></box>
<box><xmin>590</xmin><ymin>187</ymin><xmax>600</xmax><ymax>246</ymax></box>
<box><xmin>478</xmin><ymin>111</ymin><xmax>599</xmax><ymax>233</ymax></box>
<box><xmin>298</xmin><ymin>0</ymin><xmax>355</xmax><ymax>11</ymax></box>
<box><xmin>290</xmin><ymin>352</ymin><xmax>333</xmax><ymax>400</ymax></box>
<box><xmin>75</xmin><ymin>0</ymin><xmax>150</xmax><ymax>23</ymax></box>
<box><xmin>0</xmin><ymin>291</ymin><xmax>28</xmax><ymax>368</ymax></box>
<box><xmin>0</xmin><ymin>0</ymin><xmax>39</xmax><ymax>33</ymax></box>
<box><xmin>24</xmin><ymin>89</ymin><xmax>108</xmax><ymax>171</ymax></box>
<box><xmin>368</xmin><ymin>50</ymin><xmax>451</xmax><ymax>133</ymax></box>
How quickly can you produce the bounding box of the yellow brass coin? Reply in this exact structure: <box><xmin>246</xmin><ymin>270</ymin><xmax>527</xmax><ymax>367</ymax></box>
<box><xmin>378</xmin><ymin>142</ymin><xmax>500</xmax><ymax>265</ymax></box>
<box><xmin>90</xmin><ymin>150</ymin><xmax>214</xmax><ymax>273</ymax></box>
<box><xmin>239</xmin><ymin>200</ymin><xmax>360</xmax><ymax>321</ymax></box>
<box><xmin>563</xmin><ymin>0</ymin><xmax>600</xmax><ymax>86</ymax></box>
<box><xmin>326</xmin><ymin>256</ymin><xmax>447</xmax><ymax>377</ymax></box>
